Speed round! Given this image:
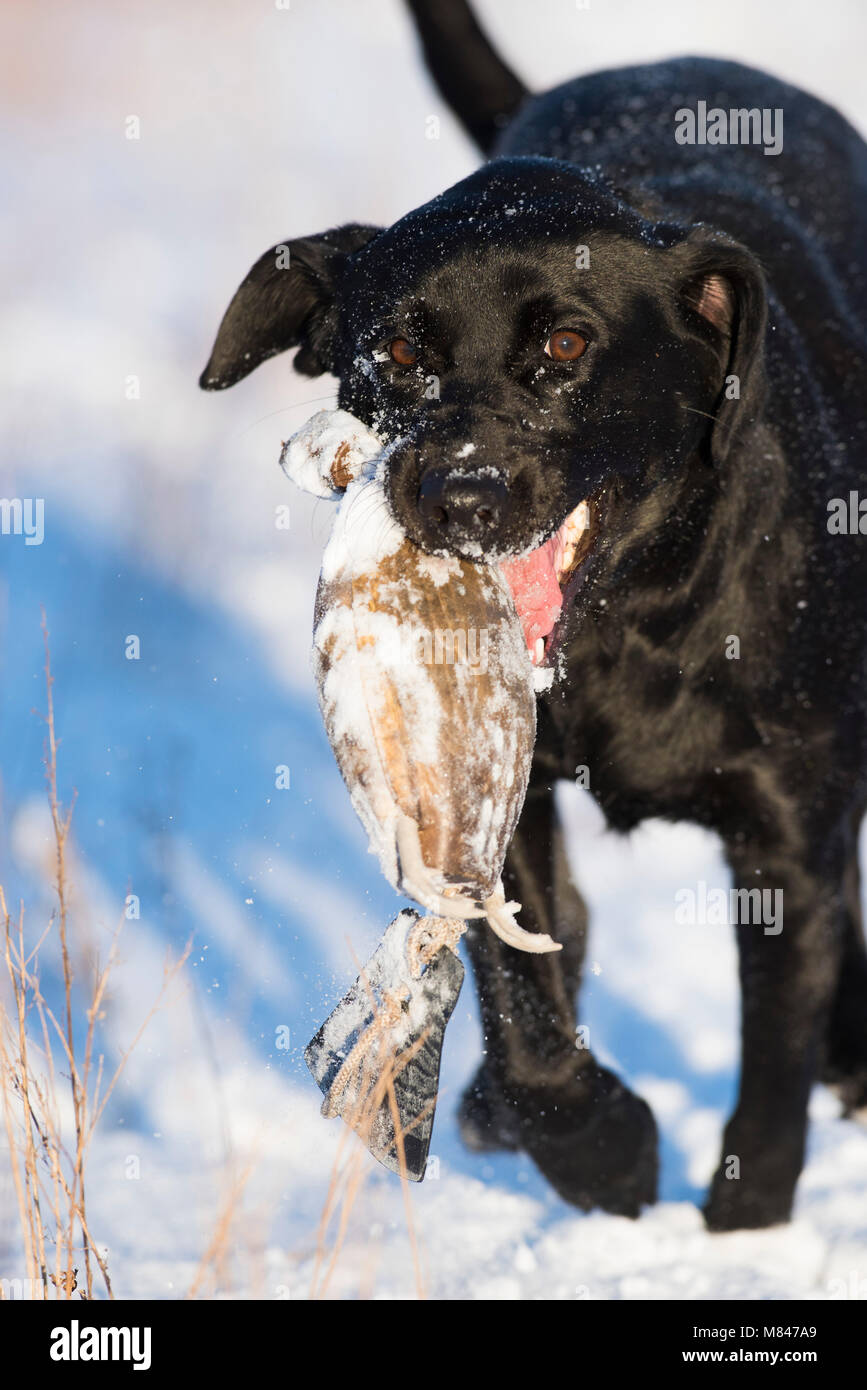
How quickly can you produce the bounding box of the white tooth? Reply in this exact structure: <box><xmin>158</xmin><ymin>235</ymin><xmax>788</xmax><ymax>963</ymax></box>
<box><xmin>563</xmin><ymin>500</ymin><xmax>589</xmax><ymax>541</ymax></box>
<box><xmin>534</xmin><ymin>637</ymin><xmax>545</xmax><ymax>664</ymax></box>
<box><xmin>556</xmin><ymin>499</ymin><xmax>591</xmax><ymax>581</ymax></box>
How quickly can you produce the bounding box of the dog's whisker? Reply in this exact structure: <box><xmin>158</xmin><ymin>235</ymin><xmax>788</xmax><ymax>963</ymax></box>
<box><xmin>236</xmin><ymin>393</ymin><xmax>340</xmax><ymax>440</ymax></box>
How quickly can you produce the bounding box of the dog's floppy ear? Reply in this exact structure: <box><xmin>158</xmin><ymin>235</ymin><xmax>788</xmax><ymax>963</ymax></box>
<box><xmin>199</xmin><ymin>223</ymin><xmax>381</xmax><ymax>389</ymax></box>
<box><xmin>678</xmin><ymin>230</ymin><xmax>767</xmax><ymax>464</ymax></box>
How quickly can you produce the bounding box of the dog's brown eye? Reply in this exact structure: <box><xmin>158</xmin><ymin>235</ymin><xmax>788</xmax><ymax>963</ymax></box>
<box><xmin>389</xmin><ymin>337</ymin><xmax>418</xmax><ymax>366</ymax></box>
<box><xmin>545</xmin><ymin>329</ymin><xmax>588</xmax><ymax>362</ymax></box>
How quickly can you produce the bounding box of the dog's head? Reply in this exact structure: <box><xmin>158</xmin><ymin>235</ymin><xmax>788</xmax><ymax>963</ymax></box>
<box><xmin>202</xmin><ymin>157</ymin><xmax>766</xmax><ymax>617</ymax></box>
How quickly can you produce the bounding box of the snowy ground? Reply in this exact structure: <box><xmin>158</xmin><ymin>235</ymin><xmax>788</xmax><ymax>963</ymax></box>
<box><xmin>2</xmin><ymin>0</ymin><xmax>867</xmax><ymax>1300</ymax></box>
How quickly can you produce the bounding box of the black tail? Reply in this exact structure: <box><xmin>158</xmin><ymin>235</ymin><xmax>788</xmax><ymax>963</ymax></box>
<box><xmin>404</xmin><ymin>0</ymin><xmax>527</xmax><ymax>154</ymax></box>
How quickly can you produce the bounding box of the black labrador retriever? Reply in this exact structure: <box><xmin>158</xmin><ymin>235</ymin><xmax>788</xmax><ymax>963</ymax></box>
<box><xmin>200</xmin><ymin>0</ymin><xmax>867</xmax><ymax>1230</ymax></box>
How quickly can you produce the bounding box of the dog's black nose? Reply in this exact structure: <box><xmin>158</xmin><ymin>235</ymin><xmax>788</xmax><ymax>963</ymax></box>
<box><xmin>417</xmin><ymin>468</ymin><xmax>508</xmax><ymax>545</ymax></box>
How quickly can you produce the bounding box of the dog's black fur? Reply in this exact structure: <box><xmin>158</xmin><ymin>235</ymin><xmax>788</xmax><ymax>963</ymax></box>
<box><xmin>201</xmin><ymin>0</ymin><xmax>867</xmax><ymax>1229</ymax></box>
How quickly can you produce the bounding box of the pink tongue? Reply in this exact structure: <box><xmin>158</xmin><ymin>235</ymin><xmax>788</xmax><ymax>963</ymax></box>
<box><xmin>501</xmin><ymin>534</ymin><xmax>563</xmax><ymax>657</ymax></box>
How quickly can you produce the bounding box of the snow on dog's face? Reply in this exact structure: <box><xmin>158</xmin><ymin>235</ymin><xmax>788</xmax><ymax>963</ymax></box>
<box><xmin>201</xmin><ymin>158</ymin><xmax>765</xmax><ymax>662</ymax></box>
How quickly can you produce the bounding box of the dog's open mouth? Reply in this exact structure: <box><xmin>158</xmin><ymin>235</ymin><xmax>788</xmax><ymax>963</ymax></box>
<box><xmin>279</xmin><ymin>405</ymin><xmax>600</xmax><ymax>672</ymax></box>
<box><xmin>501</xmin><ymin>500</ymin><xmax>597</xmax><ymax>667</ymax></box>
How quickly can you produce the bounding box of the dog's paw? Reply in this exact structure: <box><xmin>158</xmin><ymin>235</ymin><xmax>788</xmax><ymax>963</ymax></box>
<box><xmin>703</xmin><ymin>1173</ymin><xmax>795</xmax><ymax>1232</ymax></box>
<box><xmin>462</xmin><ymin>1065</ymin><xmax>658</xmax><ymax>1217</ymax></box>
<box><xmin>517</xmin><ymin>1077</ymin><xmax>658</xmax><ymax>1217</ymax></box>
<box><xmin>703</xmin><ymin>1135</ymin><xmax>799</xmax><ymax>1231</ymax></box>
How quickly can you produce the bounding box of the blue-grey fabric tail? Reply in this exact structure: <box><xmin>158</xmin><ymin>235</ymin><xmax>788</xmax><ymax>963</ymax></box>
<box><xmin>304</xmin><ymin>910</ymin><xmax>464</xmax><ymax>1181</ymax></box>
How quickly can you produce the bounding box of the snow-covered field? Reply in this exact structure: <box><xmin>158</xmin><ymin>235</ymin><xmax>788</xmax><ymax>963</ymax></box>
<box><xmin>2</xmin><ymin>0</ymin><xmax>866</xmax><ymax>1300</ymax></box>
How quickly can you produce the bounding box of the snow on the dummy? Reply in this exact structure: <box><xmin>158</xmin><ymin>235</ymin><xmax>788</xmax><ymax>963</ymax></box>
<box><xmin>279</xmin><ymin>407</ymin><xmax>381</xmax><ymax>497</ymax></box>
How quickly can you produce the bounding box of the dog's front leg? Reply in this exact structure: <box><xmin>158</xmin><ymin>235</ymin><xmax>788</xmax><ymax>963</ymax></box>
<box><xmin>704</xmin><ymin>829</ymin><xmax>845</xmax><ymax>1230</ymax></box>
<box><xmin>460</xmin><ymin>779</ymin><xmax>658</xmax><ymax>1217</ymax></box>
